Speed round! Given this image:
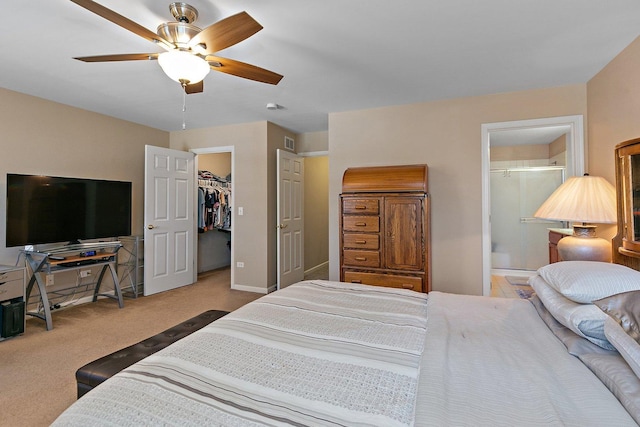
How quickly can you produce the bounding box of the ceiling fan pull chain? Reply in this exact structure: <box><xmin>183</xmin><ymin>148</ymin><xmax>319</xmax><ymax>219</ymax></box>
<box><xmin>182</xmin><ymin>82</ymin><xmax>187</xmax><ymax>130</ymax></box>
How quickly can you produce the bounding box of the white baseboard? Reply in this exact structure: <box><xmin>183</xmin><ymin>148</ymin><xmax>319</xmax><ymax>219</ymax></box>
<box><xmin>304</xmin><ymin>261</ymin><xmax>329</xmax><ymax>275</ymax></box>
<box><xmin>491</xmin><ymin>268</ymin><xmax>535</xmax><ymax>277</ymax></box>
<box><xmin>231</xmin><ymin>284</ymin><xmax>269</xmax><ymax>294</ymax></box>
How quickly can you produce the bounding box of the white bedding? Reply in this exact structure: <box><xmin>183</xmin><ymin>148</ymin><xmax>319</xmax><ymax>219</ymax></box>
<box><xmin>54</xmin><ymin>280</ymin><xmax>428</xmax><ymax>426</ymax></box>
<box><xmin>417</xmin><ymin>291</ymin><xmax>637</xmax><ymax>426</ymax></box>
<box><xmin>53</xmin><ymin>282</ymin><xmax>638</xmax><ymax>426</ymax></box>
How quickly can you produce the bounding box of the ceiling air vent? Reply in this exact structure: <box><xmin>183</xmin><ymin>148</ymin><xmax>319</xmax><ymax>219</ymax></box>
<box><xmin>284</xmin><ymin>136</ymin><xmax>295</xmax><ymax>151</ymax></box>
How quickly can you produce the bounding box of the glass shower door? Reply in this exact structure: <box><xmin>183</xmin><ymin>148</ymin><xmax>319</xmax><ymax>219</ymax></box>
<box><xmin>490</xmin><ymin>168</ymin><xmax>564</xmax><ymax>271</ymax></box>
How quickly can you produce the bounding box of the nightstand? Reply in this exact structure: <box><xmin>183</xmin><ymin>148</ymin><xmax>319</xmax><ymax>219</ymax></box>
<box><xmin>548</xmin><ymin>228</ymin><xmax>573</xmax><ymax>263</ymax></box>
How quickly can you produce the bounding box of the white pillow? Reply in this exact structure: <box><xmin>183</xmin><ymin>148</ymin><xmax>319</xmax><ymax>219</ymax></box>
<box><xmin>529</xmin><ymin>275</ymin><xmax>614</xmax><ymax>350</ymax></box>
<box><xmin>604</xmin><ymin>316</ymin><xmax>640</xmax><ymax>379</ymax></box>
<box><xmin>537</xmin><ymin>261</ymin><xmax>640</xmax><ymax>303</ymax></box>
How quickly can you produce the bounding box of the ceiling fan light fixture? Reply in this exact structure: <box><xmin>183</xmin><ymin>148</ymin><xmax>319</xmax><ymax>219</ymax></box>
<box><xmin>158</xmin><ymin>50</ymin><xmax>210</xmax><ymax>84</ymax></box>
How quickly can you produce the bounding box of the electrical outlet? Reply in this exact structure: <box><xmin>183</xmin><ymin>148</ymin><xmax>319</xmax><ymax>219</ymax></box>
<box><xmin>236</xmin><ymin>262</ymin><xmax>244</xmax><ymax>268</ymax></box>
<box><xmin>46</xmin><ymin>274</ymin><xmax>54</xmax><ymax>286</ymax></box>
<box><xmin>80</xmin><ymin>270</ymin><xmax>91</xmax><ymax>278</ymax></box>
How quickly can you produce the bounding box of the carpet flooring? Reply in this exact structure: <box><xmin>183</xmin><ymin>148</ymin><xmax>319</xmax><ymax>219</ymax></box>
<box><xmin>0</xmin><ymin>267</ymin><xmax>261</xmax><ymax>426</ymax></box>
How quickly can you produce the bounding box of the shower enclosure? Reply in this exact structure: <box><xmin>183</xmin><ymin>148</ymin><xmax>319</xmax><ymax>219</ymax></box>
<box><xmin>490</xmin><ymin>167</ymin><xmax>565</xmax><ymax>271</ymax></box>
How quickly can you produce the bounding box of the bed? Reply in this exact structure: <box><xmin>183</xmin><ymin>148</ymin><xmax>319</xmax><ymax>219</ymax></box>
<box><xmin>52</xmin><ymin>265</ymin><xmax>640</xmax><ymax>426</ymax></box>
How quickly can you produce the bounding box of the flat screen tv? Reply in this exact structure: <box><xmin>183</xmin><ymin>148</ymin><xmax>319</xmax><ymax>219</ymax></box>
<box><xmin>6</xmin><ymin>174</ymin><xmax>132</xmax><ymax>247</ymax></box>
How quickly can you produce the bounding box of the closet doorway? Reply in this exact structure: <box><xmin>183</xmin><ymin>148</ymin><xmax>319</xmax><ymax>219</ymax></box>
<box><xmin>192</xmin><ymin>147</ymin><xmax>234</xmax><ymax>285</ymax></box>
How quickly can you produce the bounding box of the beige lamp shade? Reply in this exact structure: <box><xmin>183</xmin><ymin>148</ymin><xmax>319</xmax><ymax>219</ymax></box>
<box><xmin>533</xmin><ymin>175</ymin><xmax>616</xmax><ymax>224</ymax></box>
<box><xmin>534</xmin><ymin>175</ymin><xmax>616</xmax><ymax>262</ymax></box>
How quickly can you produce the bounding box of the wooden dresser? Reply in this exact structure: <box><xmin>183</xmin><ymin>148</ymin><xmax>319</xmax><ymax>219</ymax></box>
<box><xmin>339</xmin><ymin>164</ymin><xmax>431</xmax><ymax>292</ymax></box>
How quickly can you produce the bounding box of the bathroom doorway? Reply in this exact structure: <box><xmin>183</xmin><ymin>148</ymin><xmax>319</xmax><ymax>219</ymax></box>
<box><xmin>481</xmin><ymin>115</ymin><xmax>585</xmax><ymax>295</ymax></box>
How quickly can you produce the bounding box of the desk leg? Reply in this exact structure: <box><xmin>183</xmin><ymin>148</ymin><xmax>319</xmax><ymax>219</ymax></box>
<box><xmin>25</xmin><ymin>273</ymin><xmax>53</xmax><ymax>331</ymax></box>
<box><xmin>109</xmin><ymin>264</ymin><xmax>124</xmax><ymax>308</ymax></box>
<box><xmin>93</xmin><ymin>264</ymin><xmax>124</xmax><ymax>308</ymax></box>
<box><xmin>25</xmin><ymin>256</ymin><xmax>54</xmax><ymax>331</ymax></box>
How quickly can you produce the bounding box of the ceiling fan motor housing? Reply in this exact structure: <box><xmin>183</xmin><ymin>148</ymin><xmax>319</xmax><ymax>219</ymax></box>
<box><xmin>158</xmin><ymin>3</ymin><xmax>201</xmax><ymax>47</ymax></box>
<box><xmin>157</xmin><ymin>22</ymin><xmax>201</xmax><ymax>46</ymax></box>
<box><xmin>170</xmin><ymin>2</ymin><xmax>198</xmax><ymax>23</ymax></box>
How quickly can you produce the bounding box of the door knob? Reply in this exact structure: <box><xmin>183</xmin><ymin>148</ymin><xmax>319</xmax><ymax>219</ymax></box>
<box><xmin>147</xmin><ymin>224</ymin><xmax>155</xmax><ymax>230</ymax></box>
<box><xmin>277</xmin><ymin>223</ymin><xmax>288</xmax><ymax>230</ymax></box>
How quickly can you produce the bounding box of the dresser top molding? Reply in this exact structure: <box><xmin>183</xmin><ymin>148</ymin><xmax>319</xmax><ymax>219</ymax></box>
<box><xmin>341</xmin><ymin>164</ymin><xmax>428</xmax><ymax>193</ymax></box>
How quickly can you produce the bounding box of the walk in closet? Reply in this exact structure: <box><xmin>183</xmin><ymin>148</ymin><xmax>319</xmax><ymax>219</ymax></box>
<box><xmin>197</xmin><ymin>153</ymin><xmax>232</xmax><ymax>273</ymax></box>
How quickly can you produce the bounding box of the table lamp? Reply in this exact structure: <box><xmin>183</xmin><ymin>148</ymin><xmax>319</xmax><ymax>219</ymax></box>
<box><xmin>533</xmin><ymin>174</ymin><xmax>617</xmax><ymax>262</ymax></box>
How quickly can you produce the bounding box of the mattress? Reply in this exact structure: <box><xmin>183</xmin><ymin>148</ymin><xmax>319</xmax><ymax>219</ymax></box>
<box><xmin>53</xmin><ymin>280</ymin><xmax>428</xmax><ymax>426</ymax></box>
<box><xmin>416</xmin><ymin>291</ymin><xmax>637</xmax><ymax>426</ymax></box>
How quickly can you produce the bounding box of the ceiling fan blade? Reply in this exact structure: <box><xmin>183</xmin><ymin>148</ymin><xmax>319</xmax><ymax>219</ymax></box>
<box><xmin>206</xmin><ymin>55</ymin><xmax>283</xmax><ymax>85</ymax></box>
<box><xmin>184</xmin><ymin>81</ymin><xmax>204</xmax><ymax>94</ymax></box>
<box><xmin>189</xmin><ymin>12</ymin><xmax>263</xmax><ymax>54</ymax></box>
<box><xmin>70</xmin><ymin>0</ymin><xmax>172</xmax><ymax>49</ymax></box>
<box><xmin>74</xmin><ymin>53</ymin><xmax>159</xmax><ymax>62</ymax></box>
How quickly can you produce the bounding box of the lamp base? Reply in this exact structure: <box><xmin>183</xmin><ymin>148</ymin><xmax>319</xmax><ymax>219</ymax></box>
<box><xmin>557</xmin><ymin>225</ymin><xmax>611</xmax><ymax>262</ymax></box>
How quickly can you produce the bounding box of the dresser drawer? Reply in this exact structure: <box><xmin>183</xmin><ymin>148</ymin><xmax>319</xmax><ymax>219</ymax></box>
<box><xmin>0</xmin><ymin>269</ymin><xmax>23</xmax><ymax>283</ymax></box>
<box><xmin>343</xmin><ymin>233</ymin><xmax>380</xmax><ymax>250</ymax></box>
<box><xmin>342</xmin><ymin>216</ymin><xmax>380</xmax><ymax>232</ymax></box>
<box><xmin>343</xmin><ymin>271</ymin><xmax>423</xmax><ymax>292</ymax></box>
<box><xmin>343</xmin><ymin>250</ymin><xmax>381</xmax><ymax>268</ymax></box>
<box><xmin>342</xmin><ymin>198</ymin><xmax>379</xmax><ymax>215</ymax></box>
<box><xmin>0</xmin><ymin>280</ymin><xmax>23</xmax><ymax>301</ymax></box>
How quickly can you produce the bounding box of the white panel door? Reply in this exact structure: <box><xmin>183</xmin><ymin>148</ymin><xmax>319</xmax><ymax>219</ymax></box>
<box><xmin>144</xmin><ymin>145</ymin><xmax>196</xmax><ymax>296</ymax></box>
<box><xmin>277</xmin><ymin>149</ymin><xmax>304</xmax><ymax>289</ymax></box>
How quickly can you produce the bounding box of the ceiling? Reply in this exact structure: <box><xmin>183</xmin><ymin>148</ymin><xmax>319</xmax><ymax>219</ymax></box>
<box><xmin>2</xmin><ymin>1</ymin><xmax>640</xmax><ymax>134</ymax></box>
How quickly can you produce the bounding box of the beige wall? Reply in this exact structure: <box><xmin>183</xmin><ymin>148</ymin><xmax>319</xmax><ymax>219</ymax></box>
<box><xmin>0</xmin><ymin>88</ymin><xmax>169</xmax><ymax>265</ymax></box>
<box><xmin>490</xmin><ymin>144</ymin><xmax>550</xmax><ymax>162</ymax></box>
<box><xmin>298</xmin><ymin>131</ymin><xmax>329</xmax><ymax>152</ymax></box>
<box><xmin>198</xmin><ymin>152</ymin><xmax>232</xmax><ymax>177</ymax></box>
<box><xmin>549</xmin><ymin>134</ymin><xmax>567</xmax><ymax>164</ymax></box>
<box><xmin>587</xmin><ymin>35</ymin><xmax>640</xmax><ymax>241</ymax></box>
<box><xmin>169</xmin><ymin>121</ymin><xmax>296</xmax><ymax>292</ymax></box>
<box><xmin>588</xmin><ymin>35</ymin><xmax>640</xmax><ymax>180</ymax></box>
<box><xmin>328</xmin><ymin>84</ymin><xmax>588</xmax><ymax>295</ymax></box>
<box><xmin>170</xmin><ymin>122</ymin><xmax>267</xmax><ymax>291</ymax></box>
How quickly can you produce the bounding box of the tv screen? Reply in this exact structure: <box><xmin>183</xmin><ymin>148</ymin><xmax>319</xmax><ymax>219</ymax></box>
<box><xmin>6</xmin><ymin>174</ymin><xmax>132</xmax><ymax>247</ymax></box>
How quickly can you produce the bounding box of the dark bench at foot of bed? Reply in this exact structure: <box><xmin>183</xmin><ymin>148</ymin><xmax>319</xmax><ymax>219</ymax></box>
<box><xmin>75</xmin><ymin>309</ymin><xmax>229</xmax><ymax>398</ymax></box>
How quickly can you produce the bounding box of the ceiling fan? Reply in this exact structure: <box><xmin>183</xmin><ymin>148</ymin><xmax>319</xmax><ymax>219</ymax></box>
<box><xmin>70</xmin><ymin>0</ymin><xmax>283</xmax><ymax>94</ymax></box>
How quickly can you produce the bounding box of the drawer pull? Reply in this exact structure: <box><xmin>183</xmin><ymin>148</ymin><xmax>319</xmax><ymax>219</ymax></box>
<box><xmin>355</xmin><ymin>240</ymin><xmax>367</xmax><ymax>244</ymax></box>
<box><xmin>350</xmin><ymin>280</ymin><xmax>362</xmax><ymax>284</ymax></box>
<box><xmin>354</xmin><ymin>257</ymin><xmax>367</xmax><ymax>261</ymax></box>
<box><xmin>355</xmin><ymin>222</ymin><xmax>367</xmax><ymax>227</ymax></box>
<box><xmin>355</xmin><ymin>205</ymin><xmax>367</xmax><ymax>210</ymax></box>
<box><xmin>401</xmin><ymin>283</ymin><xmax>414</xmax><ymax>289</ymax></box>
